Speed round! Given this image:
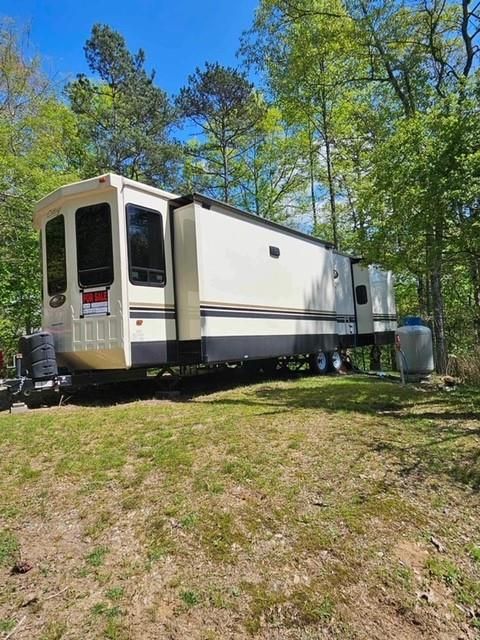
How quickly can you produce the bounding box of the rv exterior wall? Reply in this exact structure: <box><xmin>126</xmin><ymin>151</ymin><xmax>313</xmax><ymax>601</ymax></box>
<box><xmin>35</xmin><ymin>174</ymin><xmax>180</xmax><ymax>372</ymax></box>
<box><xmin>369</xmin><ymin>266</ymin><xmax>397</xmax><ymax>344</ymax></box>
<box><xmin>191</xmin><ymin>201</ymin><xmax>337</xmax><ymax>362</ymax></box>
<box><xmin>122</xmin><ymin>183</ymin><xmax>177</xmax><ymax>366</ymax></box>
<box><xmin>40</xmin><ymin>184</ymin><xmax>128</xmax><ymax>371</ymax></box>
<box><xmin>333</xmin><ymin>253</ymin><xmax>355</xmax><ymax>338</ymax></box>
<box><xmin>172</xmin><ymin>203</ymin><xmax>201</xmax><ymax>341</ymax></box>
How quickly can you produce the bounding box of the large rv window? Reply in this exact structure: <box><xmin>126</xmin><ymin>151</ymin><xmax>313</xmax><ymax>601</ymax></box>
<box><xmin>75</xmin><ymin>203</ymin><xmax>114</xmax><ymax>288</ymax></box>
<box><xmin>126</xmin><ymin>204</ymin><xmax>165</xmax><ymax>286</ymax></box>
<box><xmin>356</xmin><ymin>285</ymin><xmax>368</xmax><ymax>305</ymax></box>
<box><xmin>45</xmin><ymin>215</ymin><xmax>67</xmax><ymax>295</ymax></box>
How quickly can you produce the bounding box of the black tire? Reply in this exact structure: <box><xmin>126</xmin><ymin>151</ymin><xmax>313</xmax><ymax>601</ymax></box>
<box><xmin>22</xmin><ymin>391</ymin><xmax>43</xmax><ymax>409</ymax></box>
<box><xmin>309</xmin><ymin>350</ymin><xmax>329</xmax><ymax>375</ymax></box>
<box><xmin>0</xmin><ymin>387</ymin><xmax>11</xmax><ymax>412</ymax></box>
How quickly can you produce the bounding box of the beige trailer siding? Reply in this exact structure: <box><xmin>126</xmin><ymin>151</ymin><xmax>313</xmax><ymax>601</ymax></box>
<box><xmin>171</xmin><ymin>198</ymin><xmax>338</xmax><ymax>362</ymax></box>
<box><xmin>369</xmin><ymin>266</ymin><xmax>397</xmax><ymax>338</ymax></box>
<box><xmin>39</xmin><ymin>181</ymin><xmax>127</xmax><ymax>370</ymax></box>
<box><xmin>172</xmin><ymin>203</ymin><xmax>201</xmax><ymax>341</ymax></box>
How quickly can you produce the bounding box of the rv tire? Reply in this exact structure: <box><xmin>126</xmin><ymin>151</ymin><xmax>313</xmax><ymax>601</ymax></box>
<box><xmin>309</xmin><ymin>351</ymin><xmax>329</xmax><ymax>375</ymax></box>
<box><xmin>330</xmin><ymin>350</ymin><xmax>344</xmax><ymax>373</ymax></box>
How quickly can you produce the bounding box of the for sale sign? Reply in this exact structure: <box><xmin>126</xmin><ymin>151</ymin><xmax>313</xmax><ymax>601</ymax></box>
<box><xmin>82</xmin><ymin>289</ymin><xmax>109</xmax><ymax>317</ymax></box>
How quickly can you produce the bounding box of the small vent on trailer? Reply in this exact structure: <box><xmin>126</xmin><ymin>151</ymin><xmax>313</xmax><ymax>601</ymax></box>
<box><xmin>269</xmin><ymin>246</ymin><xmax>280</xmax><ymax>258</ymax></box>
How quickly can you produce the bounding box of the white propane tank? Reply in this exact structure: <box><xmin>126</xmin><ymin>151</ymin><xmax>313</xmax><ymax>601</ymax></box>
<box><xmin>396</xmin><ymin>317</ymin><xmax>434</xmax><ymax>380</ymax></box>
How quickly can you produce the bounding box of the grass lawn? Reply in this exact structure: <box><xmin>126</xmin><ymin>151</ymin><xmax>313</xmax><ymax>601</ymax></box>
<box><xmin>0</xmin><ymin>374</ymin><xmax>479</xmax><ymax>639</ymax></box>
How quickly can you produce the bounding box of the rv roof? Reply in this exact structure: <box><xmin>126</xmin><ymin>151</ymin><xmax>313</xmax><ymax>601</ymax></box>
<box><xmin>33</xmin><ymin>174</ymin><xmax>361</xmax><ymax>261</ymax></box>
<box><xmin>170</xmin><ymin>193</ymin><xmax>340</xmax><ymax>252</ymax></box>
<box><xmin>33</xmin><ymin>173</ymin><xmax>179</xmax><ymax>228</ymax></box>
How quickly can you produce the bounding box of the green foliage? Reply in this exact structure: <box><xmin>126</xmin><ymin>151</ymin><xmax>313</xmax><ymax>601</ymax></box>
<box><xmin>66</xmin><ymin>24</ymin><xmax>180</xmax><ymax>186</ymax></box>
<box><xmin>180</xmin><ymin>590</ymin><xmax>201</xmax><ymax>608</ymax></box>
<box><xmin>0</xmin><ymin>21</ymin><xmax>80</xmax><ymax>355</ymax></box>
<box><xmin>1</xmin><ymin>7</ymin><xmax>480</xmax><ymax>361</ymax></box>
<box><xmin>86</xmin><ymin>545</ymin><xmax>109</xmax><ymax>567</ymax></box>
<box><xmin>0</xmin><ymin>620</ymin><xmax>16</xmax><ymax>633</ymax></box>
<box><xmin>244</xmin><ymin>0</ymin><xmax>480</xmax><ymax>364</ymax></box>
<box><xmin>178</xmin><ymin>62</ymin><xmax>266</xmax><ymax>203</ymax></box>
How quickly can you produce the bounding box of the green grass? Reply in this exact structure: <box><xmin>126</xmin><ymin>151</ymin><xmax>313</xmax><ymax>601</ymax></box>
<box><xmin>85</xmin><ymin>546</ymin><xmax>109</xmax><ymax>567</ymax></box>
<box><xmin>244</xmin><ymin>581</ymin><xmax>335</xmax><ymax>634</ymax></box>
<box><xmin>180</xmin><ymin>590</ymin><xmax>201</xmax><ymax>608</ymax></box>
<box><xmin>0</xmin><ymin>374</ymin><xmax>479</xmax><ymax>638</ymax></box>
<box><xmin>106</xmin><ymin>586</ymin><xmax>124</xmax><ymax>601</ymax></box>
<box><xmin>0</xmin><ymin>530</ymin><xmax>19</xmax><ymax>566</ymax></box>
<box><xmin>0</xmin><ymin>619</ymin><xmax>16</xmax><ymax>633</ymax></box>
<box><xmin>39</xmin><ymin>621</ymin><xmax>67</xmax><ymax>640</ymax></box>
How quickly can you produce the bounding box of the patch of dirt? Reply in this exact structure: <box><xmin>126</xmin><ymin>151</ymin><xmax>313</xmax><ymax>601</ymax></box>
<box><xmin>394</xmin><ymin>540</ymin><xmax>430</xmax><ymax>577</ymax></box>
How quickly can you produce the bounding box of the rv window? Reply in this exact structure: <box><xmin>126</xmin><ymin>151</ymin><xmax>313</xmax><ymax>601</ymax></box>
<box><xmin>126</xmin><ymin>204</ymin><xmax>165</xmax><ymax>286</ymax></box>
<box><xmin>356</xmin><ymin>285</ymin><xmax>368</xmax><ymax>305</ymax></box>
<box><xmin>45</xmin><ymin>215</ymin><xmax>67</xmax><ymax>295</ymax></box>
<box><xmin>75</xmin><ymin>203</ymin><xmax>114</xmax><ymax>288</ymax></box>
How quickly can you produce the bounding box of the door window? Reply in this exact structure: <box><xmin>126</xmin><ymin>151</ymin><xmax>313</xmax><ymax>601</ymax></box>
<box><xmin>356</xmin><ymin>285</ymin><xmax>368</xmax><ymax>305</ymax></box>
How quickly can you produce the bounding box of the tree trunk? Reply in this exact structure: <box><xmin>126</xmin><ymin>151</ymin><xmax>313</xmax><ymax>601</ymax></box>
<box><xmin>429</xmin><ymin>221</ymin><xmax>447</xmax><ymax>373</ymax></box>
<box><xmin>417</xmin><ymin>274</ymin><xmax>428</xmax><ymax>318</ymax></box>
<box><xmin>471</xmin><ymin>257</ymin><xmax>480</xmax><ymax>342</ymax></box>
<box><xmin>324</xmin><ymin>135</ymin><xmax>338</xmax><ymax>247</ymax></box>
<box><xmin>319</xmin><ymin>97</ymin><xmax>338</xmax><ymax>247</ymax></box>
<box><xmin>222</xmin><ymin>143</ymin><xmax>229</xmax><ymax>203</ymax></box>
<box><xmin>370</xmin><ymin>345</ymin><xmax>382</xmax><ymax>371</ymax></box>
<box><xmin>307</xmin><ymin>124</ymin><xmax>317</xmax><ymax>232</ymax></box>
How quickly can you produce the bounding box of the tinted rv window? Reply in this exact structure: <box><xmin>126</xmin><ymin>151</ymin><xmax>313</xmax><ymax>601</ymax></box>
<box><xmin>126</xmin><ymin>204</ymin><xmax>165</xmax><ymax>286</ymax></box>
<box><xmin>75</xmin><ymin>203</ymin><xmax>114</xmax><ymax>288</ymax></box>
<box><xmin>356</xmin><ymin>285</ymin><xmax>368</xmax><ymax>305</ymax></box>
<box><xmin>45</xmin><ymin>215</ymin><xmax>67</xmax><ymax>295</ymax></box>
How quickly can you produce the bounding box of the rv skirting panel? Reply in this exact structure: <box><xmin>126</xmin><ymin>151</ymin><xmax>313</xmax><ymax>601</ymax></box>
<box><xmin>131</xmin><ymin>333</ymin><xmax>396</xmax><ymax>368</ymax></box>
<box><xmin>178</xmin><ymin>339</ymin><xmax>202</xmax><ymax>364</ymax></box>
<box><xmin>131</xmin><ymin>340</ymin><xmax>177</xmax><ymax>367</ymax></box>
<box><xmin>338</xmin><ymin>331</ymin><xmax>395</xmax><ymax>348</ymax></box>
<box><xmin>374</xmin><ymin>330</ymin><xmax>395</xmax><ymax>346</ymax></box>
<box><xmin>202</xmin><ymin>333</ymin><xmax>338</xmax><ymax>364</ymax></box>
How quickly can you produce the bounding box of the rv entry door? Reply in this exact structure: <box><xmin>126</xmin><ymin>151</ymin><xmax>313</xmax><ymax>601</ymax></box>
<box><xmin>352</xmin><ymin>264</ymin><xmax>374</xmax><ymax>337</ymax></box>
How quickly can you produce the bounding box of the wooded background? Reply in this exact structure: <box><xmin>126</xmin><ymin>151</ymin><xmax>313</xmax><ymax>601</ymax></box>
<box><xmin>1</xmin><ymin>0</ymin><xmax>479</xmax><ymax>373</ymax></box>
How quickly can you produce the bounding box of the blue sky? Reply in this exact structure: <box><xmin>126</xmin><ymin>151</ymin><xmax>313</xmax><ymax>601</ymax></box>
<box><xmin>1</xmin><ymin>0</ymin><xmax>259</xmax><ymax>95</ymax></box>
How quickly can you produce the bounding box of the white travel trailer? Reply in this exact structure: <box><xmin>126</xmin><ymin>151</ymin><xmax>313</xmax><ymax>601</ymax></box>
<box><xmin>31</xmin><ymin>173</ymin><xmax>396</xmax><ymax>378</ymax></box>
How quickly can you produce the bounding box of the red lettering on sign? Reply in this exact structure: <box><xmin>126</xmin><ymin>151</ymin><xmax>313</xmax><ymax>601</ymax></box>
<box><xmin>94</xmin><ymin>291</ymin><xmax>108</xmax><ymax>303</ymax></box>
<box><xmin>82</xmin><ymin>290</ymin><xmax>108</xmax><ymax>304</ymax></box>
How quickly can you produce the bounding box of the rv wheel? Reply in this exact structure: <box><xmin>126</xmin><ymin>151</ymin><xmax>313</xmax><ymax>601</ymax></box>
<box><xmin>309</xmin><ymin>351</ymin><xmax>329</xmax><ymax>375</ymax></box>
<box><xmin>0</xmin><ymin>386</ymin><xmax>11</xmax><ymax>412</ymax></box>
<box><xmin>330</xmin><ymin>350</ymin><xmax>344</xmax><ymax>373</ymax></box>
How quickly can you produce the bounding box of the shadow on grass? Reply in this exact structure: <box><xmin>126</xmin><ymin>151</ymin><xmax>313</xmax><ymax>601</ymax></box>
<box><xmin>62</xmin><ymin>367</ymin><xmax>305</xmax><ymax>408</ymax></box>
<box><xmin>48</xmin><ymin>370</ymin><xmax>480</xmax><ymax>492</ymax></box>
<box><xmin>202</xmin><ymin>376</ymin><xmax>415</xmax><ymax>416</ymax></box>
<box><xmin>202</xmin><ymin>377</ymin><xmax>480</xmax><ymax>492</ymax></box>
